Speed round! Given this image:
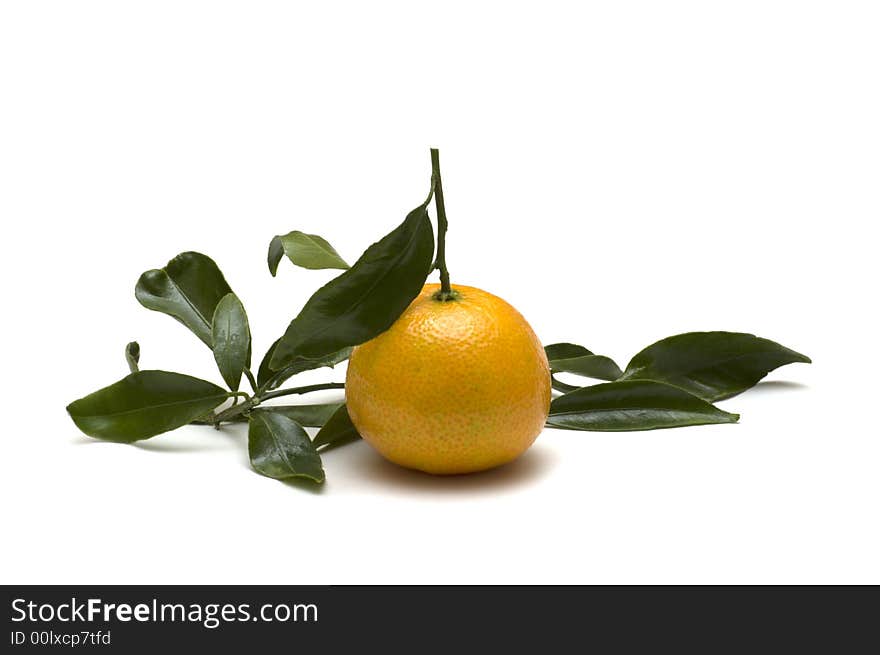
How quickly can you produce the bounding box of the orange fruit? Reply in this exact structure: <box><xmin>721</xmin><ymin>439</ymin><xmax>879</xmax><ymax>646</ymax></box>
<box><xmin>346</xmin><ymin>283</ymin><xmax>551</xmax><ymax>474</ymax></box>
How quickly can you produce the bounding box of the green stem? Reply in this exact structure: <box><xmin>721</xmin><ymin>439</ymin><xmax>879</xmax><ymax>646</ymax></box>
<box><xmin>243</xmin><ymin>368</ymin><xmax>258</xmax><ymax>394</ymax></box>
<box><xmin>259</xmin><ymin>382</ymin><xmax>345</xmax><ymax>402</ymax></box>
<box><xmin>430</xmin><ymin>148</ymin><xmax>455</xmax><ymax>300</ymax></box>
<box><xmin>260</xmin><ymin>366</ymin><xmax>292</xmax><ymax>394</ymax></box>
<box><xmin>190</xmin><ymin>416</ymin><xmax>246</xmax><ymax>425</ymax></box>
<box><xmin>212</xmin><ymin>398</ymin><xmax>257</xmax><ymax>425</ymax></box>
<box><xmin>209</xmin><ymin>382</ymin><xmax>345</xmax><ymax>426</ymax></box>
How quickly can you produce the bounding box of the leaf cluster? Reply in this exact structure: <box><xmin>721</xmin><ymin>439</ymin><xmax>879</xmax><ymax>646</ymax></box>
<box><xmin>67</xmin><ymin>151</ymin><xmax>810</xmax><ymax>487</ymax></box>
<box><xmin>68</xmin><ymin>186</ymin><xmax>435</xmax><ymax>484</ymax></box>
<box><xmin>544</xmin><ymin>333</ymin><xmax>810</xmax><ymax>431</ymax></box>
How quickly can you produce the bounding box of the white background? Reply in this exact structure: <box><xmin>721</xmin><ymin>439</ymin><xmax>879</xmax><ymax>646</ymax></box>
<box><xmin>1</xmin><ymin>1</ymin><xmax>878</xmax><ymax>584</ymax></box>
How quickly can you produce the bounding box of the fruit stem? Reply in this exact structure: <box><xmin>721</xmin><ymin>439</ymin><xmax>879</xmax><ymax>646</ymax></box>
<box><xmin>209</xmin><ymin>381</ymin><xmax>346</xmax><ymax>426</ymax></box>
<box><xmin>259</xmin><ymin>382</ymin><xmax>345</xmax><ymax>402</ymax></box>
<box><xmin>430</xmin><ymin>148</ymin><xmax>455</xmax><ymax>301</ymax></box>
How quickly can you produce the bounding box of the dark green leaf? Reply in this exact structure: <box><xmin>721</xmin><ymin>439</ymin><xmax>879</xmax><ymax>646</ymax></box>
<box><xmin>269</xmin><ymin>203</ymin><xmax>434</xmax><ymax>369</ymax></box>
<box><xmin>247</xmin><ymin>410</ymin><xmax>324</xmax><ymax>482</ymax></box>
<box><xmin>125</xmin><ymin>341</ymin><xmax>140</xmax><ymax>374</ymax></box>
<box><xmin>257</xmin><ymin>339</ymin><xmax>351</xmax><ymax>390</ymax></box>
<box><xmin>620</xmin><ymin>332</ymin><xmax>811</xmax><ymax>401</ymax></box>
<box><xmin>211</xmin><ymin>293</ymin><xmax>251</xmax><ymax>391</ymax></box>
<box><xmin>268</xmin><ymin>231</ymin><xmax>349</xmax><ymax>275</ymax></box>
<box><xmin>545</xmin><ymin>342</ymin><xmax>622</xmax><ymax>383</ymax></box>
<box><xmin>545</xmin><ymin>342</ymin><xmax>593</xmax><ymax>361</ymax></box>
<box><xmin>66</xmin><ymin>371</ymin><xmax>229</xmax><ymax>442</ymax></box>
<box><xmin>313</xmin><ymin>404</ymin><xmax>361</xmax><ymax>451</ymax></box>
<box><xmin>546</xmin><ymin>380</ymin><xmax>739</xmax><ymax>431</ymax></box>
<box><xmin>549</xmin><ymin>355</ymin><xmax>622</xmax><ymax>382</ymax></box>
<box><xmin>267</xmin><ymin>235</ymin><xmax>285</xmax><ymax>276</ymax></box>
<box><xmin>257</xmin><ymin>339</ymin><xmax>282</xmax><ymax>388</ymax></box>
<box><xmin>262</xmin><ymin>403</ymin><xmax>343</xmax><ymax>427</ymax></box>
<box><xmin>551</xmin><ymin>375</ymin><xmax>579</xmax><ymax>394</ymax></box>
<box><xmin>135</xmin><ymin>252</ymin><xmax>233</xmax><ymax>348</ymax></box>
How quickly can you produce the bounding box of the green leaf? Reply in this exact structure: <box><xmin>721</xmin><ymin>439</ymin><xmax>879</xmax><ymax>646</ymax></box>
<box><xmin>257</xmin><ymin>339</ymin><xmax>351</xmax><ymax>390</ymax></box>
<box><xmin>262</xmin><ymin>403</ymin><xmax>343</xmax><ymax>427</ymax></box>
<box><xmin>545</xmin><ymin>343</ymin><xmax>593</xmax><ymax>361</ymax></box>
<box><xmin>66</xmin><ymin>371</ymin><xmax>229</xmax><ymax>442</ymax></box>
<box><xmin>211</xmin><ymin>293</ymin><xmax>251</xmax><ymax>391</ymax></box>
<box><xmin>135</xmin><ymin>252</ymin><xmax>233</xmax><ymax>348</ymax></box>
<box><xmin>125</xmin><ymin>341</ymin><xmax>140</xmax><ymax>374</ymax></box>
<box><xmin>247</xmin><ymin>410</ymin><xmax>324</xmax><ymax>482</ymax></box>
<box><xmin>269</xmin><ymin>203</ymin><xmax>434</xmax><ymax>369</ymax></box>
<box><xmin>546</xmin><ymin>380</ymin><xmax>739</xmax><ymax>431</ymax></box>
<box><xmin>267</xmin><ymin>235</ymin><xmax>285</xmax><ymax>276</ymax></box>
<box><xmin>620</xmin><ymin>332</ymin><xmax>811</xmax><ymax>401</ymax></box>
<box><xmin>549</xmin><ymin>355</ymin><xmax>622</xmax><ymax>382</ymax></box>
<box><xmin>257</xmin><ymin>339</ymin><xmax>282</xmax><ymax>387</ymax></box>
<box><xmin>268</xmin><ymin>231</ymin><xmax>350</xmax><ymax>275</ymax></box>
<box><xmin>545</xmin><ymin>342</ymin><xmax>622</xmax><ymax>383</ymax></box>
<box><xmin>551</xmin><ymin>375</ymin><xmax>579</xmax><ymax>394</ymax></box>
<box><xmin>313</xmin><ymin>404</ymin><xmax>361</xmax><ymax>451</ymax></box>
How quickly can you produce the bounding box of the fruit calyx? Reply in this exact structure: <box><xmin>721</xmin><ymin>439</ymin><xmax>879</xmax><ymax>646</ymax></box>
<box><xmin>431</xmin><ymin>288</ymin><xmax>461</xmax><ymax>302</ymax></box>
